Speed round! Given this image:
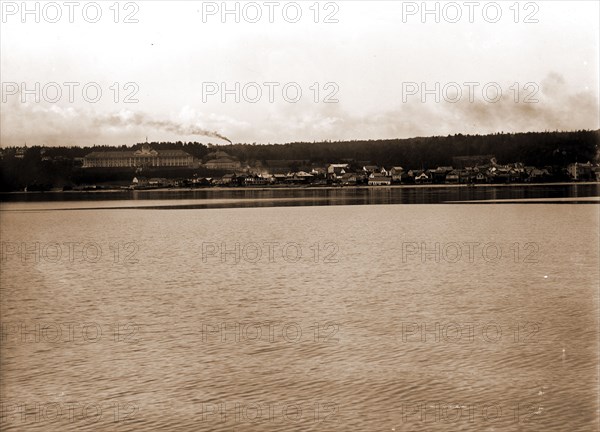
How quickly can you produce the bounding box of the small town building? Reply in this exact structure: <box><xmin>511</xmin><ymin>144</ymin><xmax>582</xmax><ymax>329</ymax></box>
<box><xmin>414</xmin><ymin>171</ymin><xmax>431</xmax><ymax>184</ymax></box>
<box><xmin>389</xmin><ymin>167</ymin><xmax>404</xmax><ymax>183</ymax></box>
<box><xmin>368</xmin><ymin>173</ymin><xmax>392</xmax><ymax>186</ymax></box>
<box><xmin>567</xmin><ymin>162</ymin><xmax>594</xmax><ymax>181</ymax></box>
<box><xmin>445</xmin><ymin>170</ymin><xmax>460</xmax><ymax>183</ymax></box>
<box><xmin>204</xmin><ymin>151</ymin><xmax>241</xmax><ymax>170</ymax></box>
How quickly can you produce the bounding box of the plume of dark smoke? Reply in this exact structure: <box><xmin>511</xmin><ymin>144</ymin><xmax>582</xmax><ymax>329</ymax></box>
<box><xmin>95</xmin><ymin>112</ymin><xmax>232</xmax><ymax>144</ymax></box>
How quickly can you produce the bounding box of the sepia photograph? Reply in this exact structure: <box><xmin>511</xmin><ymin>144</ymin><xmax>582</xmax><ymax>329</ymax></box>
<box><xmin>0</xmin><ymin>1</ymin><xmax>599</xmax><ymax>430</ymax></box>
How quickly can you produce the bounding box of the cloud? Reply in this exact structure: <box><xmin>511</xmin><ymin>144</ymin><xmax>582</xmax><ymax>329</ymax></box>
<box><xmin>1</xmin><ymin>73</ymin><xmax>597</xmax><ymax>147</ymax></box>
<box><xmin>0</xmin><ymin>102</ymin><xmax>239</xmax><ymax>146</ymax></box>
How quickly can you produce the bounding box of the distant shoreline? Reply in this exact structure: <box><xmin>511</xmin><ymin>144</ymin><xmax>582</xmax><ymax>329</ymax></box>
<box><xmin>1</xmin><ymin>181</ymin><xmax>599</xmax><ymax>195</ymax></box>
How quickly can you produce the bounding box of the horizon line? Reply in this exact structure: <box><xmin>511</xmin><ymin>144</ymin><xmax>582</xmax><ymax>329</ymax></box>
<box><xmin>2</xmin><ymin>128</ymin><xmax>599</xmax><ymax>149</ymax></box>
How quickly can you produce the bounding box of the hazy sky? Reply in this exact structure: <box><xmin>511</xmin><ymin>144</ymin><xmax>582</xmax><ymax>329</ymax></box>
<box><xmin>1</xmin><ymin>0</ymin><xmax>599</xmax><ymax>146</ymax></box>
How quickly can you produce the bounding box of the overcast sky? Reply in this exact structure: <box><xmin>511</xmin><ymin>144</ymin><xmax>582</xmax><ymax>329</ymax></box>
<box><xmin>1</xmin><ymin>0</ymin><xmax>599</xmax><ymax>146</ymax></box>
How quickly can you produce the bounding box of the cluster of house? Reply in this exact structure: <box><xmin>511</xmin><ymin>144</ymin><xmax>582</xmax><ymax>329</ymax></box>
<box><xmin>128</xmin><ymin>160</ymin><xmax>600</xmax><ymax>189</ymax></box>
<box><xmin>326</xmin><ymin>163</ymin><xmax>555</xmax><ymax>186</ymax></box>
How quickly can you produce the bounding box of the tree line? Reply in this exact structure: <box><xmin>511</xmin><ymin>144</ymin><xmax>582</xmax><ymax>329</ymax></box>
<box><xmin>1</xmin><ymin>130</ymin><xmax>598</xmax><ymax>191</ymax></box>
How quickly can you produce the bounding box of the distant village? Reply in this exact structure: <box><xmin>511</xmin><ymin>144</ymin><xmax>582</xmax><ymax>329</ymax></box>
<box><xmin>82</xmin><ymin>144</ymin><xmax>599</xmax><ymax>190</ymax></box>
<box><xmin>1</xmin><ymin>139</ymin><xmax>599</xmax><ymax>192</ymax></box>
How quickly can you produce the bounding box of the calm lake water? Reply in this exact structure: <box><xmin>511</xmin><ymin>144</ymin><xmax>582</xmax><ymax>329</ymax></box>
<box><xmin>1</xmin><ymin>187</ymin><xmax>599</xmax><ymax>431</ymax></box>
<box><xmin>2</xmin><ymin>183</ymin><xmax>600</xmax><ymax>208</ymax></box>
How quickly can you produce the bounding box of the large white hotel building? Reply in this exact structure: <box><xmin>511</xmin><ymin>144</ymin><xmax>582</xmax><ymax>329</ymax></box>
<box><xmin>83</xmin><ymin>144</ymin><xmax>195</xmax><ymax>168</ymax></box>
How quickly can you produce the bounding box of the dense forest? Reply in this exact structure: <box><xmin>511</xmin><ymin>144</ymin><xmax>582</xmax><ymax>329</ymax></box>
<box><xmin>1</xmin><ymin>130</ymin><xmax>598</xmax><ymax>191</ymax></box>
<box><xmin>226</xmin><ymin>130</ymin><xmax>599</xmax><ymax>168</ymax></box>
